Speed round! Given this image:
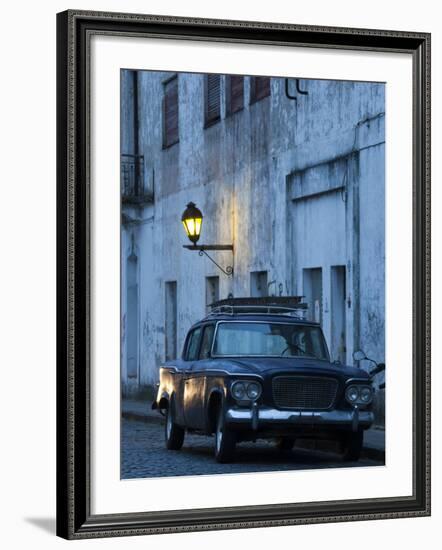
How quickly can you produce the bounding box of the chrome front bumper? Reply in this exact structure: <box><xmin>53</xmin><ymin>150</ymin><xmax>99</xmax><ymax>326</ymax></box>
<box><xmin>225</xmin><ymin>405</ymin><xmax>374</xmax><ymax>433</ymax></box>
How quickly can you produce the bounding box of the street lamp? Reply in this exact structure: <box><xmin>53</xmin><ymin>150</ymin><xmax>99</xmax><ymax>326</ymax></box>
<box><xmin>181</xmin><ymin>202</ymin><xmax>203</xmax><ymax>244</ymax></box>
<box><xmin>181</xmin><ymin>202</ymin><xmax>234</xmax><ymax>276</ymax></box>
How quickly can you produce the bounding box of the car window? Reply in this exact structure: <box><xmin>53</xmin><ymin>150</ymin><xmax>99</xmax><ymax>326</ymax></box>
<box><xmin>186</xmin><ymin>327</ymin><xmax>202</xmax><ymax>361</ymax></box>
<box><xmin>199</xmin><ymin>325</ymin><xmax>215</xmax><ymax>359</ymax></box>
<box><xmin>213</xmin><ymin>322</ymin><xmax>329</xmax><ymax>360</ymax></box>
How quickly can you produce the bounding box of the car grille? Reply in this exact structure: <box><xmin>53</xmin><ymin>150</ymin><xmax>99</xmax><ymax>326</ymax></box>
<box><xmin>272</xmin><ymin>376</ymin><xmax>339</xmax><ymax>410</ymax></box>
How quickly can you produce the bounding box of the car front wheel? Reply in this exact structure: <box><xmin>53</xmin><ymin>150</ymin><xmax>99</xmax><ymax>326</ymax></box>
<box><xmin>165</xmin><ymin>401</ymin><xmax>185</xmax><ymax>450</ymax></box>
<box><xmin>214</xmin><ymin>408</ymin><xmax>236</xmax><ymax>463</ymax></box>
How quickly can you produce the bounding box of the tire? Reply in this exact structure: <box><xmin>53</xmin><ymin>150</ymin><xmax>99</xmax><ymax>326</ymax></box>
<box><xmin>340</xmin><ymin>430</ymin><xmax>363</xmax><ymax>461</ymax></box>
<box><xmin>165</xmin><ymin>401</ymin><xmax>185</xmax><ymax>451</ymax></box>
<box><xmin>214</xmin><ymin>407</ymin><xmax>236</xmax><ymax>463</ymax></box>
<box><xmin>276</xmin><ymin>437</ymin><xmax>295</xmax><ymax>453</ymax></box>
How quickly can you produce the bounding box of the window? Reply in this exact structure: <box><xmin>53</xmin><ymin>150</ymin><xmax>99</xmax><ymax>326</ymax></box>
<box><xmin>213</xmin><ymin>322</ymin><xmax>329</xmax><ymax>360</ymax></box>
<box><xmin>204</xmin><ymin>74</ymin><xmax>221</xmax><ymax>127</ymax></box>
<box><xmin>250</xmin><ymin>76</ymin><xmax>271</xmax><ymax>103</ymax></box>
<box><xmin>226</xmin><ymin>75</ymin><xmax>244</xmax><ymax>115</ymax></box>
<box><xmin>199</xmin><ymin>325</ymin><xmax>215</xmax><ymax>359</ymax></box>
<box><xmin>186</xmin><ymin>327</ymin><xmax>202</xmax><ymax>361</ymax></box>
<box><xmin>162</xmin><ymin>75</ymin><xmax>179</xmax><ymax>148</ymax></box>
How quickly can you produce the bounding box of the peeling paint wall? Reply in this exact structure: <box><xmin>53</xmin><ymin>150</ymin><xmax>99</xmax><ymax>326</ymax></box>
<box><xmin>121</xmin><ymin>71</ymin><xmax>385</xmax><ymax>402</ymax></box>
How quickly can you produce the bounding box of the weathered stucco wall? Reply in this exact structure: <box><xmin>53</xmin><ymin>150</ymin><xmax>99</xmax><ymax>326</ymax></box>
<box><xmin>120</xmin><ymin>70</ymin><xmax>385</xmax><ymax>407</ymax></box>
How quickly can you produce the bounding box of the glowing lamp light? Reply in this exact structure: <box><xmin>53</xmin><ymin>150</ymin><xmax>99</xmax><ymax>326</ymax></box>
<box><xmin>181</xmin><ymin>202</ymin><xmax>203</xmax><ymax>244</ymax></box>
<box><xmin>181</xmin><ymin>201</ymin><xmax>233</xmax><ymax>276</ymax></box>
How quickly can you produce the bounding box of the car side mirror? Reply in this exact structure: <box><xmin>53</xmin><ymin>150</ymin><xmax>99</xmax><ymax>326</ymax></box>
<box><xmin>353</xmin><ymin>350</ymin><xmax>366</xmax><ymax>361</ymax></box>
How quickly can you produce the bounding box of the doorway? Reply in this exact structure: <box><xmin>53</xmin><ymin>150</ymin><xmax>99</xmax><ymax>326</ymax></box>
<box><xmin>330</xmin><ymin>265</ymin><xmax>346</xmax><ymax>364</ymax></box>
<box><xmin>165</xmin><ymin>281</ymin><xmax>178</xmax><ymax>361</ymax></box>
<box><xmin>205</xmin><ymin>276</ymin><xmax>220</xmax><ymax>313</ymax></box>
<box><xmin>250</xmin><ymin>270</ymin><xmax>268</xmax><ymax>298</ymax></box>
<box><xmin>303</xmin><ymin>268</ymin><xmax>323</xmax><ymax>324</ymax></box>
<box><xmin>126</xmin><ymin>254</ymin><xmax>139</xmax><ymax>379</ymax></box>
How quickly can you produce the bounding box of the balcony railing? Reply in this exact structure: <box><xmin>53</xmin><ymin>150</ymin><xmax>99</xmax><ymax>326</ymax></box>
<box><xmin>121</xmin><ymin>154</ymin><xmax>154</xmax><ymax>205</ymax></box>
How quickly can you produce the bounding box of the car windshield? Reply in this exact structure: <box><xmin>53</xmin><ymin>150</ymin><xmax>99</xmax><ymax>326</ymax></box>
<box><xmin>213</xmin><ymin>321</ymin><xmax>329</xmax><ymax>360</ymax></box>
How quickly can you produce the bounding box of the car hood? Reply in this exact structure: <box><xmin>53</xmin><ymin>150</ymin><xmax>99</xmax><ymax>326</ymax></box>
<box><xmin>214</xmin><ymin>356</ymin><xmax>368</xmax><ymax>379</ymax></box>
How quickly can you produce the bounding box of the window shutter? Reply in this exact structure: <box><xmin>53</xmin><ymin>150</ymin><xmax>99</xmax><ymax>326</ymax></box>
<box><xmin>250</xmin><ymin>76</ymin><xmax>271</xmax><ymax>103</ymax></box>
<box><xmin>205</xmin><ymin>74</ymin><xmax>221</xmax><ymax>126</ymax></box>
<box><xmin>163</xmin><ymin>76</ymin><xmax>179</xmax><ymax>147</ymax></box>
<box><xmin>228</xmin><ymin>75</ymin><xmax>244</xmax><ymax>114</ymax></box>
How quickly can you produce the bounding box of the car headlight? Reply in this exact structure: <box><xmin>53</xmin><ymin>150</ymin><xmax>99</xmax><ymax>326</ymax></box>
<box><xmin>246</xmin><ymin>382</ymin><xmax>262</xmax><ymax>400</ymax></box>
<box><xmin>231</xmin><ymin>380</ymin><xmax>262</xmax><ymax>402</ymax></box>
<box><xmin>345</xmin><ymin>385</ymin><xmax>360</xmax><ymax>403</ymax></box>
<box><xmin>231</xmin><ymin>381</ymin><xmax>246</xmax><ymax>400</ymax></box>
<box><xmin>345</xmin><ymin>384</ymin><xmax>373</xmax><ymax>405</ymax></box>
<box><xmin>360</xmin><ymin>386</ymin><xmax>373</xmax><ymax>404</ymax></box>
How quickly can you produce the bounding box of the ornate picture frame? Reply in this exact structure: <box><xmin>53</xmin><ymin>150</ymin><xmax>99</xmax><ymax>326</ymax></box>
<box><xmin>56</xmin><ymin>10</ymin><xmax>430</xmax><ymax>539</ymax></box>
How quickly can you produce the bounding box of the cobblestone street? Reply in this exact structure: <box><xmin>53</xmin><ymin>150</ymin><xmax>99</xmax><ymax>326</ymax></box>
<box><xmin>121</xmin><ymin>417</ymin><xmax>383</xmax><ymax>479</ymax></box>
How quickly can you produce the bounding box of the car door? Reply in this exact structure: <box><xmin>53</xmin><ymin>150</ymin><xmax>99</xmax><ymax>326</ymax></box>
<box><xmin>171</xmin><ymin>327</ymin><xmax>199</xmax><ymax>425</ymax></box>
<box><xmin>182</xmin><ymin>326</ymin><xmax>202</xmax><ymax>428</ymax></box>
<box><xmin>183</xmin><ymin>324</ymin><xmax>215</xmax><ymax>429</ymax></box>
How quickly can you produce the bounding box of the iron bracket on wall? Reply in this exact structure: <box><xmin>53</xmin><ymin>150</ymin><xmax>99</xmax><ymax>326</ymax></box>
<box><xmin>183</xmin><ymin>244</ymin><xmax>234</xmax><ymax>276</ymax></box>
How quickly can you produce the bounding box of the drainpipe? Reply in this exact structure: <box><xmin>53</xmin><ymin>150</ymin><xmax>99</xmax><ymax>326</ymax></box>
<box><xmin>351</xmin><ymin>154</ymin><xmax>361</xmax><ymax>359</ymax></box>
<box><xmin>133</xmin><ymin>70</ymin><xmax>140</xmax><ymax>196</ymax></box>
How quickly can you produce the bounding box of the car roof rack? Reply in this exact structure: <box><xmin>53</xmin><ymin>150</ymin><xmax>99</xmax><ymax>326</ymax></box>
<box><xmin>205</xmin><ymin>296</ymin><xmax>308</xmax><ymax>320</ymax></box>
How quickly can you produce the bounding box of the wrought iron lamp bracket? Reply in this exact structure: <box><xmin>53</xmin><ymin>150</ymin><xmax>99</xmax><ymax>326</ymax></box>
<box><xmin>183</xmin><ymin>244</ymin><xmax>234</xmax><ymax>277</ymax></box>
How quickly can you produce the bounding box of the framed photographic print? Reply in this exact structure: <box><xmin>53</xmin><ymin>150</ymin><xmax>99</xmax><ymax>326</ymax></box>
<box><xmin>56</xmin><ymin>10</ymin><xmax>431</xmax><ymax>539</ymax></box>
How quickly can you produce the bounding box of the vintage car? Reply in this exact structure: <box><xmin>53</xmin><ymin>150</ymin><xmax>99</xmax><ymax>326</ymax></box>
<box><xmin>153</xmin><ymin>299</ymin><xmax>375</xmax><ymax>463</ymax></box>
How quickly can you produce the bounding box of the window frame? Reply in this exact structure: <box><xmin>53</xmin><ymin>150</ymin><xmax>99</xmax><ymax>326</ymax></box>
<box><xmin>204</xmin><ymin>73</ymin><xmax>221</xmax><ymax>128</ymax></box>
<box><xmin>162</xmin><ymin>73</ymin><xmax>179</xmax><ymax>149</ymax></box>
<box><xmin>249</xmin><ymin>75</ymin><xmax>271</xmax><ymax>105</ymax></box>
<box><xmin>226</xmin><ymin>74</ymin><xmax>244</xmax><ymax>116</ymax></box>
<box><xmin>199</xmin><ymin>324</ymin><xmax>216</xmax><ymax>360</ymax></box>
<box><xmin>184</xmin><ymin>326</ymin><xmax>203</xmax><ymax>361</ymax></box>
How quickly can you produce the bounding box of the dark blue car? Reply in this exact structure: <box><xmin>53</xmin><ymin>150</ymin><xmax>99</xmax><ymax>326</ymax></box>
<box><xmin>153</xmin><ymin>299</ymin><xmax>374</xmax><ymax>463</ymax></box>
